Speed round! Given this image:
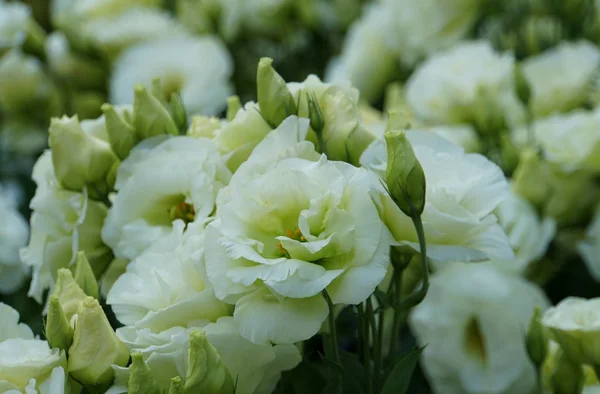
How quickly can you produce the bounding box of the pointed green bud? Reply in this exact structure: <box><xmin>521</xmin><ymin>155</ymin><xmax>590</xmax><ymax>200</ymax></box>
<box><xmin>49</xmin><ymin>115</ymin><xmax>118</xmax><ymax>192</ymax></box>
<box><xmin>307</xmin><ymin>92</ymin><xmax>324</xmax><ymax>135</ymax></box>
<box><xmin>384</xmin><ymin>83</ymin><xmax>407</xmax><ymax>114</ymax></box>
<box><xmin>127</xmin><ymin>353</ymin><xmax>161</xmax><ymax>394</ymax></box>
<box><xmin>73</xmin><ymin>251</ymin><xmax>99</xmax><ymax>299</ymax></box>
<box><xmin>473</xmin><ymin>87</ymin><xmax>507</xmax><ymax>136</ymax></box>
<box><xmin>512</xmin><ymin>149</ymin><xmax>551</xmax><ymax>207</ymax></box>
<box><xmin>526</xmin><ymin>307</ymin><xmax>548</xmax><ymax>367</ymax></box>
<box><xmin>106</xmin><ymin>160</ymin><xmax>120</xmax><ymax>190</ymax></box>
<box><xmin>550</xmin><ymin>350</ymin><xmax>584</xmax><ymax>394</ymax></box>
<box><xmin>101</xmin><ymin>104</ymin><xmax>138</xmax><ymax>160</ymax></box>
<box><xmin>168</xmin><ymin>377</ymin><xmax>185</xmax><ymax>394</ymax></box>
<box><xmin>185</xmin><ymin>330</ymin><xmax>235</xmax><ymax>394</ymax></box>
<box><xmin>169</xmin><ymin>92</ymin><xmax>187</xmax><ymax>134</ymax></box>
<box><xmin>226</xmin><ymin>95</ymin><xmax>242</xmax><ymax>121</ymax></box>
<box><xmin>256</xmin><ymin>57</ymin><xmax>296</xmax><ymax>128</ymax></box>
<box><xmin>151</xmin><ymin>77</ymin><xmax>168</xmax><ymax>106</ymax></box>
<box><xmin>68</xmin><ymin>297</ymin><xmax>129</xmax><ymax>386</ymax></box>
<box><xmin>46</xmin><ymin>295</ymin><xmax>74</xmax><ymax>351</ymax></box>
<box><xmin>51</xmin><ymin>268</ymin><xmax>87</xmax><ymax>322</ymax></box>
<box><xmin>385</xmin><ymin>130</ymin><xmax>426</xmax><ymax>217</ymax></box>
<box><xmin>133</xmin><ymin>84</ymin><xmax>178</xmax><ymax>139</ymax></box>
<box><xmin>514</xmin><ymin>64</ymin><xmax>532</xmax><ymax>107</ymax></box>
<box><xmin>387</xmin><ymin>110</ymin><xmax>412</xmax><ymax>131</ymax></box>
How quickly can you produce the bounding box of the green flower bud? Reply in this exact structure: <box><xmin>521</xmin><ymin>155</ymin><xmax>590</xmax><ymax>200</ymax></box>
<box><xmin>526</xmin><ymin>307</ymin><xmax>548</xmax><ymax>367</ymax></box>
<box><xmin>188</xmin><ymin>116</ymin><xmax>221</xmax><ymax>139</ymax></box>
<box><xmin>472</xmin><ymin>87</ymin><xmax>507</xmax><ymax>136</ymax></box>
<box><xmin>51</xmin><ymin>268</ymin><xmax>87</xmax><ymax>322</ymax></box>
<box><xmin>101</xmin><ymin>103</ymin><xmax>138</xmax><ymax>160</ymax></box>
<box><xmin>169</xmin><ymin>92</ymin><xmax>187</xmax><ymax>134</ymax></box>
<box><xmin>256</xmin><ymin>57</ymin><xmax>296</xmax><ymax>128</ymax></box>
<box><xmin>185</xmin><ymin>330</ymin><xmax>235</xmax><ymax>394</ymax></box>
<box><xmin>514</xmin><ymin>64</ymin><xmax>532</xmax><ymax>107</ymax></box>
<box><xmin>226</xmin><ymin>95</ymin><xmax>242</xmax><ymax>122</ymax></box>
<box><xmin>387</xmin><ymin>110</ymin><xmax>412</xmax><ymax>131</ymax></box>
<box><xmin>68</xmin><ymin>297</ymin><xmax>130</xmax><ymax>386</ymax></box>
<box><xmin>49</xmin><ymin>115</ymin><xmax>118</xmax><ymax>192</ymax></box>
<box><xmin>168</xmin><ymin>376</ymin><xmax>185</xmax><ymax>394</ymax></box>
<box><xmin>551</xmin><ymin>350</ymin><xmax>584</xmax><ymax>394</ymax></box>
<box><xmin>151</xmin><ymin>78</ymin><xmax>167</xmax><ymax>106</ymax></box>
<box><xmin>512</xmin><ymin>149</ymin><xmax>551</xmax><ymax>207</ymax></box>
<box><xmin>73</xmin><ymin>251</ymin><xmax>99</xmax><ymax>299</ymax></box>
<box><xmin>307</xmin><ymin>92</ymin><xmax>325</xmax><ymax>135</ymax></box>
<box><xmin>46</xmin><ymin>295</ymin><xmax>74</xmax><ymax>351</ymax></box>
<box><xmin>133</xmin><ymin>84</ymin><xmax>178</xmax><ymax>139</ymax></box>
<box><xmin>128</xmin><ymin>353</ymin><xmax>161</xmax><ymax>394</ymax></box>
<box><xmin>384</xmin><ymin>130</ymin><xmax>426</xmax><ymax>217</ymax></box>
<box><xmin>384</xmin><ymin>83</ymin><xmax>407</xmax><ymax>114</ymax></box>
<box><xmin>22</xmin><ymin>20</ymin><xmax>47</xmax><ymax>60</ymax></box>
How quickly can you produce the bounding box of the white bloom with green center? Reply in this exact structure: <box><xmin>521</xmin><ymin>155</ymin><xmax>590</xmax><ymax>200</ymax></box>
<box><xmin>0</xmin><ymin>303</ymin><xmax>69</xmax><ymax>394</ymax></box>
<box><xmin>205</xmin><ymin>116</ymin><xmax>391</xmax><ymax>344</ymax></box>
<box><xmin>406</xmin><ymin>41</ymin><xmax>523</xmax><ymax>127</ymax></box>
<box><xmin>110</xmin><ymin>35</ymin><xmax>233</xmax><ymax>116</ymax></box>
<box><xmin>409</xmin><ymin>262</ymin><xmax>549</xmax><ymax>394</ymax></box>
<box><xmin>522</xmin><ymin>40</ymin><xmax>600</xmax><ymax>118</ymax></box>
<box><xmin>107</xmin><ymin>220</ymin><xmax>231</xmax><ymax>332</ymax></box>
<box><xmin>579</xmin><ymin>205</ymin><xmax>600</xmax><ymax>281</ymax></box>
<box><xmin>361</xmin><ymin>130</ymin><xmax>514</xmax><ymax>262</ymax></box>
<box><xmin>108</xmin><ymin>317</ymin><xmax>300</xmax><ymax>394</ymax></box>
<box><xmin>102</xmin><ymin>136</ymin><xmax>231</xmax><ymax>261</ymax></box>
<box><xmin>0</xmin><ymin>185</ymin><xmax>29</xmax><ymax>294</ymax></box>
<box><xmin>0</xmin><ymin>0</ymin><xmax>31</xmax><ymax>49</ymax></box>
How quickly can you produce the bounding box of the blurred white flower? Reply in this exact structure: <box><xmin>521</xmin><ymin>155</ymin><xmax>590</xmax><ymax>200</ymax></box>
<box><xmin>579</xmin><ymin>205</ymin><xmax>600</xmax><ymax>280</ymax></box>
<box><xmin>325</xmin><ymin>3</ymin><xmax>397</xmax><ymax>102</ymax></box>
<box><xmin>0</xmin><ymin>185</ymin><xmax>28</xmax><ymax>294</ymax></box>
<box><xmin>102</xmin><ymin>135</ymin><xmax>231</xmax><ymax>261</ymax></box>
<box><xmin>409</xmin><ymin>262</ymin><xmax>549</xmax><ymax>394</ymax></box>
<box><xmin>110</xmin><ymin>35</ymin><xmax>233</xmax><ymax>116</ymax></box>
<box><xmin>51</xmin><ymin>0</ymin><xmax>162</xmax><ymax>24</ymax></box>
<box><xmin>109</xmin><ymin>317</ymin><xmax>300</xmax><ymax>394</ymax></box>
<box><xmin>542</xmin><ymin>297</ymin><xmax>600</xmax><ymax>366</ymax></box>
<box><xmin>361</xmin><ymin>131</ymin><xmax>514</xmax><ymax>262</ymax></box>
<box><xmin>406</xmin><ymin>41</ymin><xmax>523</xmax><ymax>127</ymax></box>
<box><xmin>218</xmin><ymin>0</ymin><xmax>291</xmax><ymax>41</ymax></box>
<box><xmin>494</xmin><ymin>189</ymin><xmax>556</xmax><ymax>274</ymax></box>
<box><xmin>381</xmin><ymin>0</ymin><xmax>481</xmax><ymax>67</ymax></box>
<box><xmin>20</xmin><ymin>152</ymin><xmax>111</xmax><ymax>303</ymax></box>
<box><xmin>206</xmin><ymin>116</ymin><xmax>390</xmax><ymax>344</ymax></box>
<box><xmin>512</xmin><ymin>108</ymin><xmax>600</xmax><ymax>174</ymax></box>
<box><xmin>0</xmin><ymin>304</ymin><xmax>68</xmax><ymax>393</ymax></box>
<box><xmin>522</xmin><ymin>40</ymin><xmax>600</xmax><ymax>118</ymax></box>
<box><xmin>0</xmin><ymin>0</ymin><xmax>31</xmax><ymax>49</ymax></box>
<box><xmin>107</xmin><ymin>220</ymin><xmax>231</xmax><ymax>332</ymax></box>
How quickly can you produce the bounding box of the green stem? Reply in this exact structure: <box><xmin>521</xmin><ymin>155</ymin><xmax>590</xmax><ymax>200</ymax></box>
<box><xmin>366</xmin><ymin>297</ymin><xmax>381</xmax><ymax>392</ymax></box>
<box><xmin>396</xmin><ymin>213</ymin><xmax>429</xmax><ymax>311</ymax></box>
<box><xmin>323</xmin><ymin>290</ymin><xmax>340</xmax><ymax>367</ymax></box>
<box><xmin>358</xmin><ymin>303</ymin><xmax>372</xmax><ymax>394</ymax></box>
<box><xmin>388</xmin><ymin>260</ymin><xmax>404</xmax><ymax>358</ymax></box>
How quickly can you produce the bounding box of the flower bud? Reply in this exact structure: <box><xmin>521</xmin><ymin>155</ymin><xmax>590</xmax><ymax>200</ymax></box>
<box><xmin>185</xmin><ymin>330</ymin><xmax>234</xmax><ymax>394</ymax></box>
<box><xmin>49</xmin><ymin>115</ymin><xmax>118</xmax><ymax>192</ymax></box>
<box><xmin>226</xmin><ymin>95</ymin><xmax>241</xmax><ymax>121</ymax></box>
<box><xmin>133</xmin><ymin>84</ymin><xmax>178</xmax><ymax>139</ymax></box>
<box><xmin>45</xmin><ymin>295</ymin><xmax>73</xmax><ymax>351</ymax></box>
<box><xmin>256</xmin><ymin>57</ymin><xmax>297</xmax><ymax>128</ymax></box>
<box><xmin>128</xmin><ymin>352</ymin><xmax>161</xmax><ymax>394</ymax></box>
<box><xmin>73</xmin><ymin>251</ymin><xmax>99</xmax><ymax>299</ymax></box>
<box><xmin>169</xmin><ymin>92</ymin><xmax>187</xmax><ymax>134</ymax></box>
<box><xmin>51</xmin><ymin>268</ymin><xmax>87</xmax><ymax>321</ymax></box>
<box><xmin>169</xmin><ymin>376</ymin><xmax>185</xmax><ymax>394</ymax></box>
<box><xmin>551</xmin><ymin>350</ymin><xmax>584</xmax><ymax>394</ymax></box>
<box><xmin>101</xmin><ymin>103</ymin><xmax>138</xmax><ymax>160</ymax></box>
<box><xmin>512</xmin><ymin>149</ymin><xmax>551</xmax><ymax>207</ymax></box>
<box><xmin>514</xmin><ymin>64</ymin><xmax>532</xmax><ymax>107</ymax></box>
<box><xmin>526</xmin><ymin>307</ymin><xmax>548</xmax><ymax>367</ymax></box>
<box><xmin>472</xmin><ymin>87</ymin><xmax>507</xmax><ymax>136</ymax></box>
<box><xmin>307</xmin><ymin>92</ymin><xmax>325</xmax><ymax>135</ymax></box>
<box><xmin>384</xmin><ymin>130</ymin><xmax>426</xmax><ymax>217</ymax></box>
<box><xmin>68</xmin><ymin>297</ymin><xmax>129</xmax><ymax>386</ymax></box>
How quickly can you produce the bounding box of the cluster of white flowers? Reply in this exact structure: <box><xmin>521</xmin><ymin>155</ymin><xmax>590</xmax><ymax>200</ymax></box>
<box><xmin>0</xmin><ymin>184</ymin><xmax>28</xmax><ymax>294</ymax></box>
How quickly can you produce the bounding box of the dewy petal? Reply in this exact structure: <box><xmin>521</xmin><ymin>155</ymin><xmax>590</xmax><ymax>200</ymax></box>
<box><xmin>234</xmin><ymin>288</ymin><xmax>329</xmax><ymax>344</ymax></box>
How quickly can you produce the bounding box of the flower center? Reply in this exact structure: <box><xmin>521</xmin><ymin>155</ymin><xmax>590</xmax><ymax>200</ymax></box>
<box><xmin>276</xmin><ymin>227</ymin><xmax>306</xmax><ymax>257</ymax></box>
<box><xmin>464</xmin><ymin>317</ymin><xmax>487</xmax><ymax>364</ymax></box>
<box><xmin>169</xmin><ymin>201</ymin><xmax>196</xmax><ymax>224</ymax></box>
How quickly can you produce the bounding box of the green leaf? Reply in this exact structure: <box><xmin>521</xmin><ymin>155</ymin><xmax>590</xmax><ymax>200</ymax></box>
<box><xmin>279</xmin><ymin>360</ymin><xmax>328</xmax><ymax>394</ymax></box>
<box><xmin>380</xmin><ymin>346</ymin><xmax>424</xmax><ymax>394</ymax></box>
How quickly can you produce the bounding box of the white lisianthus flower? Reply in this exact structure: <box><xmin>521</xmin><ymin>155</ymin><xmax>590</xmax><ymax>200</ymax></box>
<box><xmin>409</xmin><ymin>262</ymin><xmax>549</xmax><ymax>394</ymax></box>
<box><xmin>20</xmin><ymin>152</ymin><xmax>111</xmax><ymax>303</ymax></box>
<box><xmin>512</xmin><ymin>108</ymin><xmax>600</xmax><ymax>174</ymax></box>
<box><xmin>102</xmin><ymin>136</ymin><xmax>231</xmax><ymax>261</ymax></box>
<box><xmin>406</xmin><ymin>41</ymin><xmax>523</xmax><ymax>127</ymax></box>
<box><xmin>381</xmin><ymin>0</ymin><xmax>481</xmax><ymax>67</ymax></box>
<box><xmin>542</xmin><ymin>297</ymin><xmax>600</xmax><ymax>366</ymax></box>
<box><xmin>579</xmin><ymin>205</ymin><xmax>600</xmax><ymax>280</ymax></box>
<box><xmin>110</xmin><ymin>35</ymin><xmax>233</xmax><ymax>116</ymax></box>
<box><xmin>205</xmin><ymin>116</ymin><xmax>391</xmax><ymax>344</ymax></box>
<box><xmin>426</xmin><ymin>124</ymin><xmax>481</xmax><ymax>153</ymax></box>
<box><xmin>541</xmin><ymin>340</ymin><xmax>600</xmax><ymax>392</ymax></box>
<box><xmin>522</xmin><ymin>40</ymin><xmax>600</xmax><ymax>118</ymax></box>
<box><xmin>51</xmin><ymin>0</ymin><xmax>162</xmax><ymax>24</ymax></box>
<box><xmin>361</xmin><ymin>131</ymin><xmax>514</xmax><ymax>262</ymax></box>
<box><xmin>107</xmin><ymin>220</ymin><xmax>231</xmax><ymax>332</ymax></box>
<box><xmin>0</xmin><ymin>0</ymin><xmax>31</xmax><ymax>49</ymax></box>
<box><xmin>0</xmin><ymin>185</ymin><xmax>29</xmax><ymax>294</ymax></box>
<box><xmin>108</xmin><ymin>317</ymin><xmax>300</xmax><ymax>394</ymax></box>
<box><xmin>494</xmin><ymin>189</ymin><xmax>556</xmax><ymax>274</ymax></box>
<box><xmin>0</xmin><ymin>304</ymin><xmax>69</xmax><ymax>393</ymax></box>
<box><xmin>325</xmin><ymin>3</ymin><xmax>397</xmax><ymax>102</ymax></box>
